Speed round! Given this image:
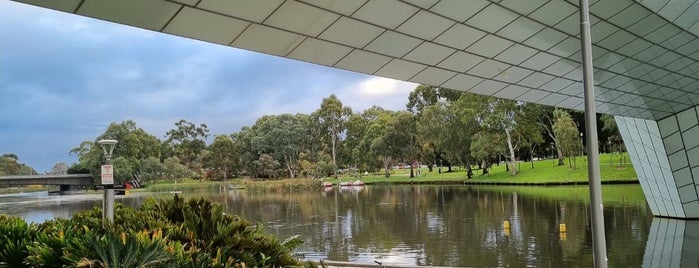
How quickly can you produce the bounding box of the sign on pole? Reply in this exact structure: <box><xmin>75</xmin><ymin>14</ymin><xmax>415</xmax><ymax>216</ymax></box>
<box><xmin>101</xmin><ymin>164</ymin><xmax>114</xmax><ymax>185</ymax></box>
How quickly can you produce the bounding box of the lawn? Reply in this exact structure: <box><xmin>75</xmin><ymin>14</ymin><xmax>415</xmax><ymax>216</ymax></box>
<box><xmin>330</xmin><ymin>153</ymin><xmax>637</xmax><ymax>185</ymax></box>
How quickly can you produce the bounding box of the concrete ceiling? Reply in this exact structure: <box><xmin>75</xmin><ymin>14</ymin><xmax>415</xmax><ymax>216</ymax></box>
<box><xmin>12</xmin><ymin>0</ymin><xmax>699</xmax><ymax>120</ymax></box>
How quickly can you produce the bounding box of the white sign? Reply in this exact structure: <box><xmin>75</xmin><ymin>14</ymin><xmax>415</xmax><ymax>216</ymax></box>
<box><xmin>101</xmin><ymin>164</ymin><xmax>114</xmax><ymax>185</ymax></box>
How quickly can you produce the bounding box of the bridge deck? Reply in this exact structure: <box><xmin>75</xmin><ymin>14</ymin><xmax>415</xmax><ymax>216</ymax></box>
<box><xmin>0</xmin><ymin>174</ymin><xmax>93</xmax><ymax>186</ymax></box>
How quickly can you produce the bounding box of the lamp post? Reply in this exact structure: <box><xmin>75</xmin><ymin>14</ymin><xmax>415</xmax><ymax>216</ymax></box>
<box><xmin>98</xmin><ymin>139</ymin><xmax>117</xmax><ymax>223</ymax></box>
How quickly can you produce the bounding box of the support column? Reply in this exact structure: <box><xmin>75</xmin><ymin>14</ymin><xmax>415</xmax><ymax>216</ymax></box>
<box><xmin>616</xmin><ymin>106</ymin><xmax>699</xmax><ymax>218</ymax></box>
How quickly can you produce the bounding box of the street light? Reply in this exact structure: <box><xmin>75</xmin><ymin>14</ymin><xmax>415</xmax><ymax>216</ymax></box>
<box><xmin>98</xmin><ymin>139</ymin><xmax>117</xmax><ymax>223</ymax></box>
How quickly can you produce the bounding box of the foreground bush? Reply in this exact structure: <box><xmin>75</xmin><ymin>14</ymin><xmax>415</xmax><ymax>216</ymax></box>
<box><xmin>0</xmin><ymin>195</ymin><xmax>306</xmax><ymax>267</ymax></box>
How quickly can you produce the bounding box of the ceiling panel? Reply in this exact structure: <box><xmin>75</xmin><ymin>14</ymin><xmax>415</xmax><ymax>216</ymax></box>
<box><xmin>319</xmin><ymin>17</ymin><xmax>383</xmax><ymax>48</ymax></box>
<box><xmin>77</xmin><ymin>0</ymin><xmax>181</xmax><ymax>31</ymax></box>
<box><xmin>468</xmin><ymin>59</ymin><xmax>510</xmax><ymax>78</ymax></box>
<box><xmin>467</xmin><ymin>34</ymin><xmax>514</xmax><ymax>58</ymax></box>
<box><xmin>434</xmin><ymin>24</ymin><xmax>487</xmax><ymax>50</ymax></box>
<box><xmin>438</xmin><ymin>51</ymin><xmax>485</xmax><ymax>72</ymax></box>
<box><xmin>494</xmin><ymin>85</ymin><xmax>529</xmax><ymax>99</ymax></box>
<box><xmin>374</xmin><ymin>59</ymin><xmax>427</xmax><ymax>80</ymax></box>
<box><xmin>334</xmin><ymin>50</ymin><xmax>392</xmax><ymax>74</ymax></box>
<box><xmin>365</xmin><ymin>31</ymin><xmax>422</xmax><ymax>58</ymax></box>
<box><xmin>353</xmin><ymin>0</ymin><xmax>417</xmax><ymax>29</ymax></box>
<box><xmin>164</xmin><ymin>7</ymin><xmax>249</xmax><ymax>45</ymax></box>
<box><xmin>529</xmin><ymin>0</ymin><xmax>577</xmax><ymax>26</ymax></box>
<box><xmin>288</xmin><ymin>38</ymin><xmax>352</xmax><ymax>66</ymax></box>
<box><xmin>403</xmin><ymin>42</ymin><xmax>455</xmax><ymax>65</ymax></box>
<box><xmin>495</xmin><ymin>66</ymin><xmax>534</xmax><ymax>84</ymax></box>
<box><xmin>430</xmin><ymin>0</ymin><xmax>488</xmax><ymax>22</ymax></box>
<box><xmin>495</xmin><ymin>44</ymin><xmax>539</xmax><ymax>65</ymax></box>
<box><xmin>199</xmin><ymin>0</ymin><xmax>283</xmax><ymax>23</ymax></box>
<box><xmin>466</xmin><ymin>4</ymin><xmax>519</xmax><ymax>33</ymax></box>
<box><xmin>469</xmin><ymin>79</ymin><xmax>507</xmax><ymax>95</ymax></box>
<box><xmin>299</xmin><ymin>0</ymin><xmax>366</xmax><ymax>16</ymax></box>
<box><xmin>442</xmin><ymin>74</ymin><xmax>483</xmax><ymax>91</ymax></box>
<box><xmin>397</xmin><ymin>10</ymin><xmax>454</xmax><ymax>40</ymax></box>
<box><xmin>233</xmin><ymin>24</ymin><xmax>304</xmax><ymax>56</ymax></box>
<box><xmin>265</xmin><ymin>1</ymin><xmax>339</xmax><ymax>37</ymax></box>
<box><xmin>410</xmin><ymin>67</ymin><xmax>457</xmax><ymax>86</ymax></box>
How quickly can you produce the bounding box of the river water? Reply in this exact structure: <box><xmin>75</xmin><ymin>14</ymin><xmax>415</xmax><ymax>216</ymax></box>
<box><xmin>0</xmin><ymin>184</ymin><xmax>691</xmax><ymax>267</ymax></box>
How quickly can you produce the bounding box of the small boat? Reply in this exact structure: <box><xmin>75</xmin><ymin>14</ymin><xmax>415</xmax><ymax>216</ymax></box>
<box><xmin>322</xmin><ymin>182</ymin><xmax>333</xmax><ymax>187</ymax></box>
<box><xmin>339</xmin><ymin>181</ymin><xmax>353</xmax><ymax>187</ymax></box>
<box><xmin>352</xmin><ymin>180</ymin><xmax>365</xmax><ymax>186</ymax></box>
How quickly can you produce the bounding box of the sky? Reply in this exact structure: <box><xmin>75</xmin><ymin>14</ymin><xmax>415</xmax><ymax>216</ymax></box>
<box><xmin>0</xmin><ymin>1</ymin><xmax>417</xmax><ymax>173</ymax></box>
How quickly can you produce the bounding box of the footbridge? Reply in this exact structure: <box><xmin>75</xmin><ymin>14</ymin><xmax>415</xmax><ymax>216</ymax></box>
<box><xmin>0</xmin><ymin>174</ymin><xmax>93</xmax><ymax>186</ymax></box>
<box><xmin>9</xmin><ymin>0</ymin><xmax>699</xmax><ymax>220</ymax></box>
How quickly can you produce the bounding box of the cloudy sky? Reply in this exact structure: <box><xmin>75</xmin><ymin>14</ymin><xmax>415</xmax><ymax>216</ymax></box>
<box><xmin>0</xmin><ymin>1</ymin><xmax>416</xmax><ymax>173</ymax></box>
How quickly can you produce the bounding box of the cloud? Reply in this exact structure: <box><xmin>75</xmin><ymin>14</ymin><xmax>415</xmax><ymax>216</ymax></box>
<box><xmin>0</xmin><ymin>1</ymin><xmax>418</xmax><ymax>173</ymax></box>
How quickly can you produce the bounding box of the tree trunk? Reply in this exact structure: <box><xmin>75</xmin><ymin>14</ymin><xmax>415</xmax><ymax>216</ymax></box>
<box><xmin>466</xmin><ymin>160</ymin><xmax>473</xmax><ymax>179</ymax></box>
<box><xmin>557</xmin><ymin>148</ymin><xmax>565</xmax><ymax>166</ymax></box>
<box><xmin>383</xmin><ymin>158</ymin><xmax>391</xmax><ymax>178</ymax></box>
<box><xmin>505</xmin><ymin>129</ymin><xmax>517</xmax><ymax>175</ymax></box>
<box><xmin>428</xmin><ymin>164</ymin><xmax>433</xmax><ymax>172</ymax></box>
<box><xmin>482</xmin><ymin>160</ymin><xmax>489</xmax><ymax>175</ymax></box>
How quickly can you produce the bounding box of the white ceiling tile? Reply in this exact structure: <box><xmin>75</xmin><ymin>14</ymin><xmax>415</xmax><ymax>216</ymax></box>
<box><xmin>609</xmin><ymin>3</ymin><xmax>650</xmax><ymax>28</ymax></box>
<box><xmin>438</xmin><ymin>51</ymin><xmax>485</xmax><ymax>72</ymax></box>
<box><xmin>495</xmin><ymin>66</ymin><xmax>534</xmax><ymax>84</ymax></box>
<box><xmin>590</xmin><ymin>0</ymin><xmax>632</xmax><ymax>19</ymax></box>
<box><xmin>467</xmin><ymin>34</ymin><xmax>514</xmax><ymax>58</ymax></box>
<box><xmin>639</xmin><ymin>0</ymin><xmax>669</xmax><ymax>12</ymax></box>
<box><xmin>496</xmin><ymin>16</ymin><xmax>546</xmax><ymax>43</ymax></box>
<box><xmin>593</xmin><ymin>52</ymin><xmax>625</xmax><ymax>69</ymax></box>
<box><xmin>375</xmin><ymin>59</ymin><xmax>427</xmax><ymax>80</ymax></box>
<box><xmin>557</xmin><ymin>96</ymin><xmax>584</xmax><ymax>109</ymax></box>
<box><xmin>530</xmin><ymin>0</ymin><xmax>577</xmax><ymax>26</ymax></box>
<box><xmin>397</xmin><ymin>10</ymin><xmax>454</xmax><ymax>40</ymax></box>
<box><xmin>430</xmin><ymin>0</ymin><xmax>489</xmax><ymax>22</ymax></box>
<box><xmin>499</xmin><ymin>0</ymin><xmax>548</xmax><ymax>15</ymax></box>
<box><xmin>288</xmin><ymin>38</ymin><xmax>352</xmax><ymax>66</ymax></box>
<box><xmin>590</xmin><ymin>21</ymin><xmax>618</xmax><ymax>43</ymax></box>
<box><xmin>553</xmin><ymin>13</ymin><xmax>580</xmax><ymax>36</ymax></box>
<box><xmin>466</xmin><ymin>3</ymin><xmax>519</xmax><ymax>33</ymax></box>
<box><xmin>523</xmin><ymin>27</ymin><xmax>567</xmax><ymax>51</ymax></box>
<box><xmin>628</xmin><ymin>14</ymin><xmax>666</xmax><ymax>37</ymax></box>
<box><xmin>265</xmin><ymin>1</ymin><xmax>339</xmax><ymax>37</ymax></box>
<box><xmin>559</xmin><ymin>82</ymin><xmax>584</xmax><ymax>95</ymax></box>
<box><xmin>403</xmin><ymin>42</ymin><xmax>455</xmax><ymax>65</ymax></box>
<box><xmin>320</xmin><ymin>17</ymin><xmax>383</xmax><ymax>48</ymax></box>
<box><xmin>520</xmin><ymin>52</ymin><xmax>559</xmax><ymax>70</ymax></box>
<box><xmin>78</xmin><ymin>0</ymin><xmax>180</xmax><ymax>31</ymax></box>
<box><xmin>19</xmin><ymin>0</ymin><xmax>82</xmax><ymax>12</ymax></box>
<box><xmin>164</xmin><ymin>7</ymin><xmax>249</xmax><ymax>45</ymax></box>
<box><xmin>645</xmin><ymin>24</ymin><xmax>682</xmax><ymax>44</ymax></box>
<box><xmin>402</xmin><ymin>0</ymin><xmax>438</xmax><ymax>9</ymax></box>
<box><xmin>543</xmin><ymin>59</ymin><xmax>579</xmax><ymax>77</ymax></box>
<box><xmin>233</xmin><ymin>24</ymin><xmax>304</xmax><ymax>56</ymax></box>
<box><xmin>548</xmin><ymin>37</ymin><xmax>581</xmax><ymax>58</ymax></box>
<box><xmin>199</xmin><ymin>0</ymin><xmax>283</xmax><ymax>23</ymax></box>
<box><xmin>299</xmin><ymin>0</ymin><xmax>366</xmax><ymax>15</ymax></box>
<box><xmin>434</xmin><ymin>24</ymin><xmax>487</xmax><ymax>50</ymax></box>
<box><xmin>541</xmin><ymin>78</ymin><xmax>575</xmax><ymax>93</ymax></box>
<box><xmin>442</xmin><ymin>74</ymin><xmax>484</xmax><ymax>91</ymax></box>
<box><xmin>467</xmin><ymin>59</ymin><xmax>510</xmax><ymax>78</ymax></box>
<box><xmin>365</xmin><ymin>31</ymin><xmax>421</xmax><ymax>57</ymax></box>
<box><xmin>353</xmin><ymin>0</ymin><xmax>417</xmax><ymax>29</ymax></box>
<box><xmin>519</xmin><ymin>72</ymin><xmax>555</xmax><ymax>88</ymax></box>
<box><xmin>538</xmin><ymin>93</ymin><xmax>568</xmax><ymax>106</ymax></box>
<box><xmin>469</xmin><ymin>79</ymin><xmax>507</xmax><ymax>95</ymax></box>
<box><xmin>598</xmin><ymin>30</ymin><xmax>635</xmax><ymax>51</ymax></box>
<box><xmin>410</xmin><ymin>67</ymin><xmax>457</xmax><ymax>86</ymax></box>
<box><xmin>334</xmin><ymin>50</ymin><xmax>391</xmax><ymax>74</ymax></box>
<box><xmin>658</xmin><ymin>0</ymin><xmax>694</xmax><ymax>22</ymax></box>
<box><xmin>495</xmin><ymin>44</ymin><xmax>538</xmax><ymax>65</ymax></box>
<box><xmin>494</xmin><ymin>85</ymin><xmax>529</xmax><ymax>99</ymax></box>
<box><xmin>518</xmin><ymin>89</ymin><xmax>549</xmax><ymax>102</ymax></box>
<box><xmin>617</xmin><ymin>38</ymin><xmax>653</xmax><ymax>57</ymax></box>
<box><xmin>674</xmin><ymin>2</ymin><xmax>699</xmax><ymax>29</ymax></box>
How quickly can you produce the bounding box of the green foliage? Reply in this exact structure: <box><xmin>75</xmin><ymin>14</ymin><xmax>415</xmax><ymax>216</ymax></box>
<box><xmin>0</xmin><ymin>196</ymin><xmax>305</xmax><ymax>268</ymax></box>
<box><xmin>0</xmin><ymin>153</ymin><xmax>37</xmax><ymax>176</ymax></box>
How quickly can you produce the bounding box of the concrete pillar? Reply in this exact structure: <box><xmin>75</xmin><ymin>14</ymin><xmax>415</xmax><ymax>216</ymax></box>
<box><xmin>617</xmin><ymin>106</ymin><xmax>699</xmax><ymax>218</ymax></box>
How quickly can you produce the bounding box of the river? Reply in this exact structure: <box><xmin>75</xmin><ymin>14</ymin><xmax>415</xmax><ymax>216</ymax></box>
<box><xmin>0</xmin><ymin>184</ymin><xmax>691</xmax><ymax>267</ymax></box>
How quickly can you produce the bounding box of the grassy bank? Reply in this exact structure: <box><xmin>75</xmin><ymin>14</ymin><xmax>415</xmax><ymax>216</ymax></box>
<box><xmin>328</xmin><ymin>153</ymin><xmax>636</xmax><ymax>185</ymax></box>
<box><xmin>471</xmin><ymin>184</ymin><xmax>647</xmax><ymax>205</ymax></box>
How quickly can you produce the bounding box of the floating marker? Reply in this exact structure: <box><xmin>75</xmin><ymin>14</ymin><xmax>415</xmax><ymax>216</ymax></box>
<box><xmin>559</xmin><ymin>223</ymin><xmax>566</xmax><ymax>233</ymax></box>
<box><xmin>503</xmin><ymin>220</ymin><xmax>510</xmax><ymax>229</ymax></box>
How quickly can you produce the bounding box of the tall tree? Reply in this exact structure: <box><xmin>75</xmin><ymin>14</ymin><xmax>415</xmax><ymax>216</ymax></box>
<box><xmin>204</xmin><ymin>135</ymin><xmax>237</xmax><ymax>180</ymax></box>
<box><xmin>250</xmin><ymin>114</ymin><xmax>308</xmax><ymax>178</ymax></box>
<box><xmin>312</xmin><ymin>94</ymin><xmax>351</xmax><ymax>178</ymax></box>
<box><xmin>553</xmin><ymin>109</ymin><xmax>581</xmax><ymax>169</ymax></box>
<box><xmin>48</xmin><ymin>161</ymin><xmax>69</xmax><ymax>175</ymax></box>
<box><xmin>165</xmin><ymin>119</ymin><xmax>209</xmax><ymax>173</ymax></box>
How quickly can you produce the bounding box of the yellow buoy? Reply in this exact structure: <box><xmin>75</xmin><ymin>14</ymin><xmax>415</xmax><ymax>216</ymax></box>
<box><xmin>559</xmin><ymin>223</ymin><xmax>566</xmax><ymax>233</ymax></box>
<box><xmin>503</xmin><ymin>220</ymin><xmax>510</xmax><ymax>229</ymax></box>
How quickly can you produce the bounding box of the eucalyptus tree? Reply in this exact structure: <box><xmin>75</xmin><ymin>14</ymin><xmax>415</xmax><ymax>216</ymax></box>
<box><xmin>0</xmin><ymin>154</ymin><xmax>36</xmax><ymax>176</ymax></box>
<box><xmin>204</xmin><ymin>135</ymin><xmax>237</xmax><ymax>180</ymax></box>
<box><xmin>470</xmin><ymin>130</ymin><xmax>505</xmax><ymax>175</ymax></box>
<box><xmin>249</xmin><ymin>114</ymin><xmax>309</xmax><ymax>178</ymax></box>
<box><xmin>312</xmin><ymin>94</ymin><xmax>352</xmax><ymax>177</ymax></box>
<box><xmin>165</xmin><ymin>119</ymin><xmax>209</xmax><ymax>172</ymax></box>
<box><xmin>231</xmin><ymin>126</ymin><xmax>257</xmax><ymax>177</ymax></box>
<box><xmin>553</xmin><ymin>109</ymin><xmax>581</xmax><ymax>168</ymax></box>
<box><xmin>70</xmin><ymin>120</ymin><xmax>161</xmax><ymax>182</ymax></box>
<box><xmin>531</xmin><ymin>105</ymin><xmax>566</xmax><ymax>165</ymax></box>
<box><xmin>48</xmin><ymin>161</ymin><xmax>69</xmax><ymax>175</ymax></box>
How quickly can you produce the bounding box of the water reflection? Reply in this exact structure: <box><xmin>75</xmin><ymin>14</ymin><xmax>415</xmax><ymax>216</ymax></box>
<box><xmin>0</xmin><ymin>185</ymin><xmax>662</xmax><ymax>267</ymax></box>
<box><xmin>642</xmin><ymin>218</ymin><xmax>699</xmax><ymax>267</ymax></box>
